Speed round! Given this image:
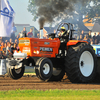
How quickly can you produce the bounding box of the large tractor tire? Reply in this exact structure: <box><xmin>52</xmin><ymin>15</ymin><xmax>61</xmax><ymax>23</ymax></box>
<box><xmin>35</xmin><ymin>57</ymin><xmax>53</xmax><ymax>81</ymax></box>
<box><xmin>35</xmin><ymin>57</ymin><xmax>44</xmax><ymax>80</ymax></box>
<box><xmin>9</xmin><ymin>67</ymin><xmax>25</xmax><ymax>79</ymax></box>
<box><xmin>7</xmin><ymin>61</ymin><xmax>25</xmax><ymax>80</ymax></box>
<box><xmin>49</xmin><ymin>67</ymin><xmax>65</xmax><ymax>81</ymax></box>
<box><xmin>65</xmin><ymin>43</ymin><xmax>97</xmax><ymax>83</ymax></box>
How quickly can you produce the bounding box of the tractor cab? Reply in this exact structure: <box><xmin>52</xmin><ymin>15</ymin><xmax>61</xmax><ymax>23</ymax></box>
<box><xmin>48</xmin><ymin>23</ymin><xmax>75</xmax><ymax>41</ymax></box>
<box><xmin>48</xmin><ymin>23</ymin><xmax>75</xmax><ymax>57</ymax></box>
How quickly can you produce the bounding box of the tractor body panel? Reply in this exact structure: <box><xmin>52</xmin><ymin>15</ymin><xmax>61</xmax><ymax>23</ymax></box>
<box><xmin>18</xmin><ymin>38</ymin><xmax>88</xmax><ymax>58</ymax></box>
<box><xmin>19</xmin><ymin>37</ymin><xmax>60</xmax><ymax>58</ymax></box>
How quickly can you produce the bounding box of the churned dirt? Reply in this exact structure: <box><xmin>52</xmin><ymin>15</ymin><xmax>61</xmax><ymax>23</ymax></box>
<box><xmin>0</xmin><ymin>74</ymin><xmax>100</xmax><ymax>90</ymax></box>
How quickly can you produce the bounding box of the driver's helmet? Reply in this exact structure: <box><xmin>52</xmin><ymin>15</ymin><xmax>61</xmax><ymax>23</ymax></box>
<box><xmin>60</xmin><ymin>27</ymin><xmax>66</xmax><ymax>32</ymax></box>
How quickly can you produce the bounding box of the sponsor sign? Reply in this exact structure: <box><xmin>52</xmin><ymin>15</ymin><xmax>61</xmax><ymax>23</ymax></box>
<box><xmin>40</xmin><ymin>47</ymin><xmax>53</xmax><ymax>52</ymax></box>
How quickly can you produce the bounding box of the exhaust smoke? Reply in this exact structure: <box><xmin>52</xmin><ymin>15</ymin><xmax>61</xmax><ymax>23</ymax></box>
<box><xmin>34</xmin><ymin>0</ymin><xmax>88</xmax><ymax>29</ymax></box>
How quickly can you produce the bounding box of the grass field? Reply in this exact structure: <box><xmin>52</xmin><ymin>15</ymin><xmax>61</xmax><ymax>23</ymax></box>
<box><xmin>0</xmin><ymin>89</ymin><xmax>100</xmax><ymax>100</ymax></box>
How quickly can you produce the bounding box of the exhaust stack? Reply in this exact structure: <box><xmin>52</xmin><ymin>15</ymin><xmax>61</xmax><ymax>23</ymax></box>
<box><xmin>40</xmin><ymin>28</ymin><xmax>43</xmax><ymax>39</ymax></box>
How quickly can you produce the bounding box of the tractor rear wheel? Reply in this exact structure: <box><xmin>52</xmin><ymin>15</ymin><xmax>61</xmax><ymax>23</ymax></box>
<box><xmin>35</xmin><ymin>58</ymin><xmax>53</xmax><ymax>81</ymax></box>
<box><xmin>65</xmin><ymin>43</ymin><xmax>97</xmax><ymax>83</ymax></box>
<box><xmin>49</xmin><ymin>67</ymin><xmax>65</xmax><ymax>81</ymax></box>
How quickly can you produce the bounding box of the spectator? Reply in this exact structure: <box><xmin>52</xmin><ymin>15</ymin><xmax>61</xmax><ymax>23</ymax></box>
<box><xmin>7</xmin><ymin>42</ymin><xmax>10</xmax><ymax>47</ymax></box>
<box><xmin>2</xmin><ymin>43</ymin><xmax>7</xmax><ymax>58</ymax></box>
<box><xmin>11</xmin><ymin>23</ymin><xmax>17</xmax><ymax>42</ymax></box>
<box><xmin>83</xmin><ymin>35</ymin><xmax>87</xmax><ymax>41</ymax></box>
<box><xmin>90</xmin><ymin>38</ymin><xmax>93</xmax><ymax>45</ymax></box>
<box><xmin>90</xmin><ymin>40</ymin><xmax>93</xmax><ymax>45</ymax></box>
<box><xmin>6</xmin><ymin>43</ymin><xmax>11</xmax><ymax>52</ymax></box>
<box><xmin>15</xmin><ymin>39</ymin><xmax>18</xmax><ymax>45</ymax></box>
<box><xmin>27</xmin><ymin>28</ymin><xmax>33</xmax><ymax>37</ymax></box>
<box><xmin>79</xmin><ymin>35</ymin><xmax>83</xmax><ymax>40</ymax></box>
<box><xmin>17</xmin><ymin>32</ymin><xmax>21</xmax><ymax>39</ymax></box>
<box><xmin>1</xmin><ymin>42</ymin><xmax>4</xmax><ymax>51</ymax></box>
<box><xmin>94</xmin><ymin>39</ymin><xmax>97</xmax><ymax>44</ymax></box>
<box><xmin>0</xmin><ymin>37</ymin><xmax>5</xmax><ymax>42</ymax></box>
<box><xmin>21</xmin><ymin>27</ymin><xmax>27</xmax><ymax>37</ymax></box>
<box><xmin>87</xmin><ymin>36</ymin><xmax>90</xmax><ymax>44</ymax></box>
<box><xmin>54</xmin><ymin>30</ymin><xmax>56</xmax><ymax>33</ymax></box>
<box><xmin>93</xmin><ymin>33</ymin><xmax>97</xmax><ymax>44</ymax></box>
<box><xmin>9</xmin><ymin>38</ymin><xmax>13</xmax><ymax>45</ymax></box>
<box><xmin>96</xmin><ymin>32</ymin><xmax>100</xmax><ymax>44</ymax></box>
<box><xmin>3</xmin><ymin>43</ymin><xmax>7</xmax><ymax>52</ymax></box>
<box><xmin>36</xmin><ymin>33</ymin><xmax>40</xmax><ymax>38</ymax></box>
<box><xmin>11</xmin><ymin>43</ymin><xmax>17</xmax><ymax>54</ymax></box>
<box><xmin>81</xmin><ymin>30</ymin><xmax>84</xmax><ymax>39</ymax></box>
<box><xmin>88</xmin><ymin>31</ymin><xmax>92</xmax><ymax>39</ymax></box>
<box><xmin>43</xmin><ymin>34</ymin><xmax>48</xmax><ymax>39</ymax></box>
<box><xmin>16</xmin><ymin>44</ymin><xmax>20</xmax><ymax>51</ymax></box>
<box><xmin>5</xmin><ymin>40</ymin><xmax>8</xmax><ymax>43</ymax></box>
<box><xmin>6</xmin><ymin>43</ymin><xmax>12</xmax><ymax>58</ymax></box>
<box><xmin>0</xmin><ymin>37</ymin><xmax>2</xmax><ymax>41</ymax></box>
<box><xmin>17</xmin><ymin>28</ymin><xmax>27</xmax><ymax>38</ymax></box>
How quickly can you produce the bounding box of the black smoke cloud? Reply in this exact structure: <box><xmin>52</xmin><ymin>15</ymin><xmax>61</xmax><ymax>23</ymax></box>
<box><xmin>35</xmin><ymin>0</ymin><xmax>88</xmax><ymax>28</ymax></box>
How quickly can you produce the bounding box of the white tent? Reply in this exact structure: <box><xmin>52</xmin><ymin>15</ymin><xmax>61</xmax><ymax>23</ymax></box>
<box><xmin>92</xmin><ymin>23</ymin><xmax>100</xmax><ymax>32</ymax></box>
<box><xmin>91</xmin><ymin>23</ymin><xmax>100</xmax><ymax>37</ymax></box>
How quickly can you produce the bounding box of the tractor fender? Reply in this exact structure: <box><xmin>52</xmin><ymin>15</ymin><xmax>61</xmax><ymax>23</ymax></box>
<box><xmin>67</xmin><ymin>40</ymin><xmax>88</xmax><ymax>47</ymax></box>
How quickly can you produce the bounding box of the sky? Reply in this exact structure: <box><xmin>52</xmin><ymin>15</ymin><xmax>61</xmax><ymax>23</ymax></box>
<box><xmin>8</xmin><ymin>0</ymin><xmax>94</xmax><ymax>30</ymax></box>
<box><xmin>9</xmin><ymin>0</ymin><xmax>40</xmax><ymax>30</ymax></box>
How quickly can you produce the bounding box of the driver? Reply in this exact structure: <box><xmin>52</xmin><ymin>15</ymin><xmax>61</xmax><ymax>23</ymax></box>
<box><xmin>58</xmin><ymin>27</ymin><xmax>69</xmax><ymax>42</ymax></box>
<box><xmin>58</xmin><ymin>27</ymin><xmax>66</xmax><ymax>36</ymax></box>
<box><xmin>59</xmin><ymin>27</ymin><xmax>69</xmax><ymax>56</ymax></box>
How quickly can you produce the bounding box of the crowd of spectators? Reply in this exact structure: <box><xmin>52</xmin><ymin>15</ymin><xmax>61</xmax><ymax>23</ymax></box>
<box><xmin>76</xmin><ymin>30</ymin><xmax>100</xmax><ymax>45</ymax></box>
<box><xmin>0</xmin><ymin>38</ymin><xmax>19</xmax><ymax>59</ymax></box>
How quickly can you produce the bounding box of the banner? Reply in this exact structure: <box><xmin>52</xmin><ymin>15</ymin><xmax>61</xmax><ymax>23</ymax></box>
<box><xmin>0</xmin><ymin>0</ymin><xmax>15</xmax><ymax>37</ymax></box>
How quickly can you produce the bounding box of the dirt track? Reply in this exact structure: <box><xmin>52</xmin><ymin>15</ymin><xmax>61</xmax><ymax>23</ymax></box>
<box><xmin>0</xmin><ymin>75</ymin><xmax>100</xmax><ymax>90</ymax></box>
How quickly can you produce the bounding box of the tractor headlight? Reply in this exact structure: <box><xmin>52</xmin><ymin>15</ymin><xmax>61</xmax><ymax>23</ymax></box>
<box><xmin>33</xmin><ymin>50</ymin><xmax>39</xmax><ymax>54</ymax></box>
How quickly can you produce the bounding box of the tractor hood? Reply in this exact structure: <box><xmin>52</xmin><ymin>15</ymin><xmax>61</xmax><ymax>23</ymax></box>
<box><xmin>18</xmin><ymin>37</ymin><xmax>60</xmax><ymax>58</ymax></box>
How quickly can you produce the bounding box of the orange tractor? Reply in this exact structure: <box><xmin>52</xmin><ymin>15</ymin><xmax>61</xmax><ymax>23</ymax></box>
<box><xmin>6</xmin><ymin>23</ymin><xmax>97</xmax><ymax>83</ymax></box>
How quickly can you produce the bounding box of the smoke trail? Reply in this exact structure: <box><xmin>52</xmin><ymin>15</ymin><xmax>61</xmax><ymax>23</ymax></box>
<box><xmin>39</xmin><ymin>17</ymin><xmax>46</xmax><ymax>29</ymax></box>
<box><xmin>35</xmin><ymin>0</ymin><xmax>89</xmax><ymax>28</ymax></box>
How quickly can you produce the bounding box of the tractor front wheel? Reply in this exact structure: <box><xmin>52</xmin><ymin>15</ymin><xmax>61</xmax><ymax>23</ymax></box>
<box><xmin>7</xmin><ymin>61</ymin><xmax>25</xmax><ymax>79</ymax></box>
<box><xmin>35</xmin><ymin>58</ymin><xmax>53</xmax><ymax>81</ymax></box>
